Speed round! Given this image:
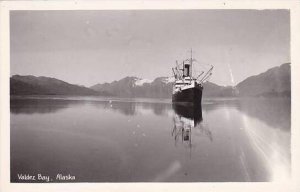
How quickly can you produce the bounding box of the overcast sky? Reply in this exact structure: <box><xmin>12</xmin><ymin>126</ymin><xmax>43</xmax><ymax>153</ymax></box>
<box><xmin>10</xmin><ymin>10</ymin><xmax>290</xmax><ymax>87</ymax></box>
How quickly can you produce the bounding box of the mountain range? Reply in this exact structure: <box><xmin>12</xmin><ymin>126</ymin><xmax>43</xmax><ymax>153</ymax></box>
<box><xmin>10</xmin><ymin>75</ymin><xmax>110</xmax><ymax>96</ymax></box>
<box><xmin>11</xmin><ymin>63</ymin><xmax>291</xmax><ymax>98</ymax></box>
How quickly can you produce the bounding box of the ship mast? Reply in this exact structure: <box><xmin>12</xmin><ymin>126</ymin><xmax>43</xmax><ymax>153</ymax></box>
<box><xmin>190</xmin><ymin>48</ymin><xmax>193</xmax><ymax>78</ymax></box>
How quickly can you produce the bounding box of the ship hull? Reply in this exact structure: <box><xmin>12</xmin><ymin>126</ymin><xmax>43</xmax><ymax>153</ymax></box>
<box><xmin>172</xmin><ymin>85</ymin><xmax>203</xmax><ymax>106</ymax></box>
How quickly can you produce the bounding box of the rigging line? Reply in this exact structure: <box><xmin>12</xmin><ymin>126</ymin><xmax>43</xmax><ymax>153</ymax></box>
<box><xmin>195</xmin><ymin>71</ymin><xmax>205</xmax><ymax>81</ymax></box>
<box><xmin>199</xmin><ymin>66</ymin><xmax>213</xmax><ymax>83</ymax></box>
<box><xmin>201</xmin><ymin>73</ymin><xmax>212</xmax><ymax>83</ymax></box>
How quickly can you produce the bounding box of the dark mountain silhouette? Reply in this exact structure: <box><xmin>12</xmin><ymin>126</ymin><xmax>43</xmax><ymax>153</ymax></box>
<box><xmin>10</xmin><ymin>75</ymin><xmax>109</xmax><ymax>96</ymax></box>
<box><xmin>236</xmin><ymin>63</ymin><xmax>291</xmax><ymax>97</ymax></box>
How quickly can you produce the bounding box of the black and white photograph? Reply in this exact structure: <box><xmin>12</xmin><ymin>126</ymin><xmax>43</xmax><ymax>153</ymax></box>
<box><xmin>1</xmin><ymin>1</ymin><xmax>300</xmax><ymax>192</ymax></box>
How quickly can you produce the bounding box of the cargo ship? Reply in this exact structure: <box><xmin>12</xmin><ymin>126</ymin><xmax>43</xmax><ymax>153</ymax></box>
<box><xmin>172</xmin><ymin>49</ymin><xmax>213</xmax><ymax>106</ymax></box>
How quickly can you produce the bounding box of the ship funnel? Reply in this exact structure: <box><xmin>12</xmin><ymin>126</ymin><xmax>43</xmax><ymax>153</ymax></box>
<box><xmin>183</xmin><ymin>63</ymin><xmax>192</xmax><ymax>77</ymax></box>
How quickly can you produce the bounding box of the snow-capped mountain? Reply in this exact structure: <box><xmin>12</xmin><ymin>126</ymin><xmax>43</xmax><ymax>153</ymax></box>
<box><xmin>90</xmin><ymin>76</ymin><xmax>174</xmax><ymax>98</ymax></box>
<box><xmin>134</xmin><ymin>77</ymin><xmax>175</xmax><ymax>87</ymax></box>
<box><xmin>134</xmin><ymin>78</ymin><xmax>153</xmax><ymax>86</ymax></box>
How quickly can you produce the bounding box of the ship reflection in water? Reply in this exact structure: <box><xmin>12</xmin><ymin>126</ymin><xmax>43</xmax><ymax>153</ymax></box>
<box><xmin>11</xmin><ymin>96</ymin><xmax>291</xmax><ymax>182</ymax></box>
<box><xmin>172</xmin><ymin>104</ymin><xmax>212</xmax><ymax>150</ymax></box>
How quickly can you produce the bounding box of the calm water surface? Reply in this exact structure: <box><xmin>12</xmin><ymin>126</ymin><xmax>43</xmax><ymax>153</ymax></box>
<box><xmin>10</xmin><ymin>96</ymin><xmax>291</xmax><ymax>182</ymax></box>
